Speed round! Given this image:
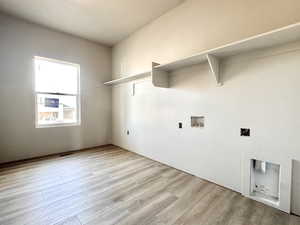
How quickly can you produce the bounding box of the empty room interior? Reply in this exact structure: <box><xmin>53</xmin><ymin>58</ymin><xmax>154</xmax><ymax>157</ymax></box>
<box><xmin>1</xmin><ymin>0</ymin><xmax>300</xmax><ymax>224</ymax></box>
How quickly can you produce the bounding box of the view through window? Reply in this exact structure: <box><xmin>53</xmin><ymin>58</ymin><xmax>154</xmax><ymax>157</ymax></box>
<box><xmin>34</xmin><ymin>57</ymin><xmax>80</xmax><ymax>127</ymax></box>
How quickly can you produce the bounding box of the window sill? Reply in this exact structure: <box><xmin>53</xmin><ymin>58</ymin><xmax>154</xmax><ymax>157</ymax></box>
<box><xmin>36</xmin><ymin>122</ymin><xmax>81</xmax><ymax>129</ymax></box>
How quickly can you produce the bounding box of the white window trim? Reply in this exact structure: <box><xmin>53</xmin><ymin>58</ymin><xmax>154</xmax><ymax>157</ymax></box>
<box><xmin>34</xmin><ymin>56</ymin><xmax>81</xmax><ymax>128</ymax></box>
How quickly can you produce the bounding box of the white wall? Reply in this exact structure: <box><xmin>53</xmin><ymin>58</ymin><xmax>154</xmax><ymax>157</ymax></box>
<box><xmin>0</xmin><ymin>13</ymin><xmax>112</xmax><ymax>163</ymax></box>
<box><xmin>112</xmin><ymin>0</ymin><xmax>300</xmax><ymax>213</ymax></box>
<box><xmin>113</xmin><ymin>0</ymin><xmax>300</xmax><ymax>78</ymax></box>
<box><xmin>112</xmin><ymin>40</ymin><xmax>300</xmax><ymax>213</ymax></box>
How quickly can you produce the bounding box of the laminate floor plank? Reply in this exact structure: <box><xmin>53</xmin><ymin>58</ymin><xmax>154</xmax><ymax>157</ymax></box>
<box><xmin>54</xmin><ymin>216</ymin><xmax>82</xmax><ymax>225</ymax></box>
<box><xmin>150</xmin><ymin>181</ymin><xmax>214</xmax><ymax>225</ymax></box>
<box><xmin>79</xmin><ymin>171</ymin><xmax>182</xmax><ymax>224</ymax></box>
<box><xmin>1</xmin><ymin>163</ymin><xmax>164</xmax><ymax>224</ymax></box>
<box><xmin>0</xmin><ymin>146</ymin><xmax>298</xmax><ymax>225</ymax></box>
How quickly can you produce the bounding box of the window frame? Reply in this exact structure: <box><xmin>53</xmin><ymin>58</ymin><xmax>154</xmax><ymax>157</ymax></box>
<box><xmin>34</xmin><ymin>56</ymin><xmax>81</xmax><ymax>128</ymax></box>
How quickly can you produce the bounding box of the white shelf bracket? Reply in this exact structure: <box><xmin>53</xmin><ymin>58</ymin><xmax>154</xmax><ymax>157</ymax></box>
<box><xmin>151</xmin><ymin>62</ymin><xmax>169</xmax><ymax>88</ymax></box>
<box><xmin>206</xmin><ymin>54</ymin><xmax>222</xmax><ymax>86</ymax></box>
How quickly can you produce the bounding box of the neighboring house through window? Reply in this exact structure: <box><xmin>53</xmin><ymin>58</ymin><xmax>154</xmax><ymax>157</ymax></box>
<box><xmin>34</xmin><ymin>56</ymin><xmax>80</xmax><ymax>128</ymax></box>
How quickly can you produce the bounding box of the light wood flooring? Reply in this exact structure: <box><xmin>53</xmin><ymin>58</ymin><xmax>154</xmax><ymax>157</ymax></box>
<box><xmin>0</xmin><ymin>145</ymin><xmax>299</xmax><ymax>225</ymax></box>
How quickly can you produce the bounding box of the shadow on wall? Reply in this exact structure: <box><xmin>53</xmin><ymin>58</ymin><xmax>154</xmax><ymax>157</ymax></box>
<box><xmin>168</xmin><ymin>63</ymin><xmax>213</xmax><ymax>91</ymax></box>
<box><xmin>292</xmin><ymin>159</ymin><xmax>300</xmax><ymax>216</ymax></box>
<box><xmin>166</xmin><ymin>57</ymin><xmax>253</xmax><ymax>90</ymax></box>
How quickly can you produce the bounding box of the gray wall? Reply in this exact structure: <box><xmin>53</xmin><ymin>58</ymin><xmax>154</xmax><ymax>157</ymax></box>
<box><xmin>0</xmin><ymin>13</ymin><xmax>112</xmax><ymax>163</ymax></box>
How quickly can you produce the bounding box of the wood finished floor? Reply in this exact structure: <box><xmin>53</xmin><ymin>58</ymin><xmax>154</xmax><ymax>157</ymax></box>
<box><xmin>0</xmin><ymin>146</ymin><xmax>299</xmax><ymax>225</ymax></box>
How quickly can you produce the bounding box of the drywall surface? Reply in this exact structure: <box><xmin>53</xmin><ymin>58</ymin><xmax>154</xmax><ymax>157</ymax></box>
<box><xmin>112</xmin><ymin>0</ymin><xmax>300</xmax><ymax>78</ymax></box>
<box><xmin>112</xmin><ymin>0</ymin><xmax>300</xmax><ymax>213</ymax></box>
<box><xmin>0</xmin><ymin>13</ymin><xmax>112</xmax><ymax>163</ymax></box>
<box><xmin>112</xmin><ymin>40</ymin><xmax>300</xmax><ymax>212</ymax></box>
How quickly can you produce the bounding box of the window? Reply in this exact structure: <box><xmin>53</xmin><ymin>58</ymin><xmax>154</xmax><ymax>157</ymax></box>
<box><xmin>34</xmin><ymin>56</ymin><xmax>80</xmax><ymax>128</ymax></box>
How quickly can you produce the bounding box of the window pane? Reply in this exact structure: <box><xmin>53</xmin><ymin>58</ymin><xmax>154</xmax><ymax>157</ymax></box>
<box><xmin>35</xmin><ymin>58</ymin><xmax>78</xmax><ymax>94</ymax></box>
<box><xmin>37</xmin><ymin>94</ymin><xmax>78</xmax><ymax>126</ymax></box>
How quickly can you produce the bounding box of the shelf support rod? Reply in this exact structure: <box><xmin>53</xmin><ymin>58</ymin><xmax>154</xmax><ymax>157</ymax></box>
<box><xmin>206</xmin><ymin>54</ymin><xmax>222</xmax><ymax>86</ymax></box>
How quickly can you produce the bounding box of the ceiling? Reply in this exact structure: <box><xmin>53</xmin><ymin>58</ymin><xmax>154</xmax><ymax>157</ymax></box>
<box><xmin>0</xmin><ymin>0</ymin><xmax>184</xmax><ymax>46</ymax></box>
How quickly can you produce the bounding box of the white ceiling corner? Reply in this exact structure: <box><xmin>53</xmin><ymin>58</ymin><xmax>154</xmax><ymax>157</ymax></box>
<box><xmin>0</xmin><ymin>0</ymin><xmax>184</xmax><ymax>46</ymax></box>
